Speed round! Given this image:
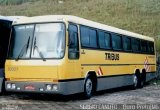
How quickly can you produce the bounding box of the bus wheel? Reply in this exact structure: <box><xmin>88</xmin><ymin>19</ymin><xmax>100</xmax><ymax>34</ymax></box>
<box><xmin>84</xmin><ymin>77</ymin><xmax>93</xmax><ymax>99</ymax></box>
<box><xmin>139</xmin><ymin>73</ymin><xmax>145</xmax><ymax>88</ymax></box>
<box><xmin>132</xmin><ymin>74</ymin><xmax>138</xmax><ymax>89</ymax></box>
<box><xmin>140</xmin><ymin>79</ymin><xmax>144</xmax><ymax>88</ymax></box>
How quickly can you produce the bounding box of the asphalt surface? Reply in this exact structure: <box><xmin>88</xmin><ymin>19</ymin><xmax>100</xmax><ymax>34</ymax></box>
<box><xmin>0</xmin><ymin>82</ymin><xmax>160</xmax><ymax>110</ymax></box>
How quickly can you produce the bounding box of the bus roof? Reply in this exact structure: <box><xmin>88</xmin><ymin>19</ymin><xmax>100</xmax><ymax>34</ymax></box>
<box><xmin>12</xmin><ymin>15</ymin><xmax>154</xmax><ymax>42</ymax></box>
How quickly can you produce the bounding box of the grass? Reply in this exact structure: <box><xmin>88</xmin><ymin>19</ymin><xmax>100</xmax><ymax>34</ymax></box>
<box><xmin>0</xmin><ymin>0</ymin><xmax>160</xmax><ymax>52</ymax></box>
<box><xmin>0</xmin><ymin>0</ymin><xmax>36</xmax><ymax>5</ymax></box>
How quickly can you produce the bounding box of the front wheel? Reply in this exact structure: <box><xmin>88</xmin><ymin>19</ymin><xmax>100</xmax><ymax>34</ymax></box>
<box><xmin>84</xmin><ymin>77</ymin><xmax>93</xmax><ymax>99</ymax></box>
<box><xmin>132</xmin><ymin>74</ymin><xmax>138</xmax><ymax>89</ymax></box>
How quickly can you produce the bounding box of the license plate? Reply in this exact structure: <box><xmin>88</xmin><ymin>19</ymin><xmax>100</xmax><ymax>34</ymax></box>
<box><xmin>25</xmin><ymin>85</ymin><xmax>35</xmax><ymax>91</ymax></box>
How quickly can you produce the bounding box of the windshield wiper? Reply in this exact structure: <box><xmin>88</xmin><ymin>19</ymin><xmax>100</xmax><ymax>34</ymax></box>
<box><xmin>16</xmin><ymin>36</ymin><xmax>30</xmax><ymax>61</ymax></box>
<box><xmin>33</xmin><ymin>37</ymin><xmax>46</xmax><ymax>61</ymax></box>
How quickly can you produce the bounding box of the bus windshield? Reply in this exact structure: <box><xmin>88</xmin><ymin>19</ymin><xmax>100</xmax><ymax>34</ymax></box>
<box><xmin>8</xmin><ymin>23</ymin><xmax>65</xmax><ymax>59</ymax></box>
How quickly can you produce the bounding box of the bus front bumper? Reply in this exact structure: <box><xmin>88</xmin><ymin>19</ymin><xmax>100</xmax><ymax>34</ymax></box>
<box><xmin>5</xmin><ymin>81</ymin><xmax>66</xmax><ymax>95</ymax></box>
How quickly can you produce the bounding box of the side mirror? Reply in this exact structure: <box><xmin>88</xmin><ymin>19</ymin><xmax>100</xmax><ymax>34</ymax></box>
<box><xmin>68</xmin><ymin>49</ymin><xmax>79</xmax><ymax>59</ymax></box>
<box><xmin>68</xmin><ymin>32</ymin><xmax>77</xmax><ymax>46</ymax></box>
<box><xmin>68</xmin><ymin>31</ymin><xmax>79</xmax><ymax>59</ymax></box>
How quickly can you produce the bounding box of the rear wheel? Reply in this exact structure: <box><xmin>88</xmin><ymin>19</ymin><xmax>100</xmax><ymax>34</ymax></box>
<box><xmin>139</xmin><ymin>79</ymin><xmax>144</xmax><ymax>88</ymax></box>
<box><xmin>84</xmin><ymin>77</ymin><xmax>93</xmax><ymax>99</ymax></box>
<box><xmin>138</xmin><ymin>73</ymin><xmax>145</xmax><ymax>88</ymax></box>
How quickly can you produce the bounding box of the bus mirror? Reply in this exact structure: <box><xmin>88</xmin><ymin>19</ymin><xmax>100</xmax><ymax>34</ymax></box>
<box><xmin>68</xmin><ymin>50</ymin><xmax>79</xmax><ymax>59</ymax></box>
<box><xmin>68</xmin><ymin>32</ymin><xmax>77</xmax><ymax>47</ymax></box>
<box><xmin>69</xmin><ymin>51</ymin><xmax>77</xmax><ymax>59</ymax></box>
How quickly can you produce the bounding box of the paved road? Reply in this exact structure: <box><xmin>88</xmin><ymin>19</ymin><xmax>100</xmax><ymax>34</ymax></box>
<box><xmin>0</xmin><ymin>82</ymin><xmax>160</xmax><ymax>110</ymax></box>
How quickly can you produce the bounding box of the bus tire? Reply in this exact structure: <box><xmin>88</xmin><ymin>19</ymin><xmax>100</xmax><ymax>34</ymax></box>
<box><xmin>139</xmin><ymin>72</ymin><xmax>146</xmax><ymax>88</ymax></box>
<box><xmin>139</xmin><ymin>78</ymin><xmax>144</xmax><ymax>88</ymax></box>
<box><xmin>132</xmin><ymin>74</ymin><xmax>138</xmax><ymax>89</ymax></box>
<box><xmin>83</xmin><ymin>77</ymin><xmax>93</xmax><ymax>99</ymax></box>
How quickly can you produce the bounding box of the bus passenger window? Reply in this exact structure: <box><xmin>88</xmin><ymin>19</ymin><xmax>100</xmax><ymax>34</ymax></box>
<box><xmin>112</xmin><ymin>34</ymin><xmax>122</xmax><ymax>50</ymax></box>
<box><xmin>68</xmin><ymin>24</ymin><xmax>79</xmax><ymax>59</ymax></box>
<box><xmin>104</xmin><ymin>33</ymin><xmax>111</xmax><ymax>49</ymax></box>
<box><xmin>148</xmin><ymin>42</ymin><xmax>155</xmax><ymax>54</ymax></box>
<box><xmin>80</xmin><ymin>26</ymin><xmax>89</xmax><ymax>47</ymax></box>
<box><xmin>98</xmin><ymin>31</ymin><xmax>111</xmax><ymax>49</ymax></box>
<box><xmin>89</xmin><ymin>29</ymin><xmax>97</xmax><ymax>48</ymax></box>
<box><xmin>141</xmin><ymin>40</ymin><xmax>147</xmax><ymax>53</ymax></box>
<box><xmin>98</xmin><ymin>31</ymin><xmax>105</xmax><ymax>49</ymax></box>
<box><xmin>132</xmin><ymin>39</ymin><xmax>141</xmax><ymax>52</ymax></box>
<box><xmin>123</xmin><ymin>37</ymin><xmax>131</xmax><ymax>51</ymax></box>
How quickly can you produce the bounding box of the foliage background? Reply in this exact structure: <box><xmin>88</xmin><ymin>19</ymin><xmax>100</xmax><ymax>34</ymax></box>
<box><xmin>0</xmin><ymin>0</ymin><xmax>160</xmax><ymax>53</ymax></box>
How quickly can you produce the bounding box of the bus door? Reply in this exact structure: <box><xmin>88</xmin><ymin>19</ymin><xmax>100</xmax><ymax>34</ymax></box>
<box><xmin>67</xmin><ymin>23</ymin><xmax>81</xmax><ymax>78</ymax></box>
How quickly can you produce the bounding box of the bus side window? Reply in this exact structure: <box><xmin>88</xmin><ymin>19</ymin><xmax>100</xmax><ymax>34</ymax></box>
<box><xmin>112</xmin><ymin>34</ymin><xmax>122</xmax><ymax>50</ymax></box>
<box><xmin>132</xmin><ymin>38</ymin><xmax>141</xmax><ymax>52</ymax></box>
<box><xmin>149</xmin><ymin>42</ymin><xmax>155</xmax><ymax>54</ymax></box>
<box><xmin>123</xmin><ymin>36</ymin><xmax>131</xmax><ymax>51</ymax></box>
<box><xmin>68</xmin><ymin>24</ymin><xmax>79</xmax><ymax>59</ymax></box>
<box><xmin>98</xmin><ymin>31</ymin><xmax>111</xmax><ymax>49</ymax></box>
<box><xmin>141</xmin><ymin>40</ymin><xmax>147</xmax><ymax>53</ymax></box>
<box><xmin>151</xmin><ymin>42</ymin><xmax>155</xmax><ymax>54</ymax></box>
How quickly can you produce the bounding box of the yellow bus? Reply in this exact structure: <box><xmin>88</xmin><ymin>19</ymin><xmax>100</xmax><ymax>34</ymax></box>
<box><xmin>5</xmin><ymin>15</ymin><xmax>156</xmax><ymax>98</ymax></box>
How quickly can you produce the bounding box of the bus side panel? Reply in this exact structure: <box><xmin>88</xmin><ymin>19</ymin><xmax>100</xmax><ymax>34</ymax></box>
<box><xmin>80</xmin><ymin>49</ymin><xmax>156</xmax><ymax>91</ymax></box>
<box><xmin>146</xmin><ymin>72</ymin><xmax>156</xmax><ymax>82</ymax></box>
<box><xmin>58</xmin><ymin>80</ymin><xmax>84</xmax><ymax>95</ymax></box>
<box><xmin>97</xmin><ymin>75</ymin><xmax>133</xmax><ymax>91</ymax></box>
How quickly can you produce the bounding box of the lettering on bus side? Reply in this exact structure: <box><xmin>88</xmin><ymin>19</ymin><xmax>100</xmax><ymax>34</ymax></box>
<box><xmin>105</xmin><ymin>53</ymin><xmax>119</xmax><ymax>60</ymax></box>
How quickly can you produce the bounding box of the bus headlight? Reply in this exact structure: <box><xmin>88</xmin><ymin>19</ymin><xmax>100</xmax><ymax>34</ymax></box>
<box><xmin>7</xmin><ymin>83</ymin><xmax>11</xmax><ymax>89</ymax></box>
<box><xmin>46</xmin><ymin>84</ymin><xmax>52</xmax><ymax>91</ymax></box>
<box><xmin>45</xmin><ymin>84</ymin><xmax>58</xmax><ymax>91</ymax></box>
<box><xmin>53</xmin><ymin>85</ymin><xmax>58</xmax><ymax>91</ymax></box>
<box><xmin>11</xmin><ymin>84</ymin><xmax>16</xmax><ymax>89</ymax></box>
